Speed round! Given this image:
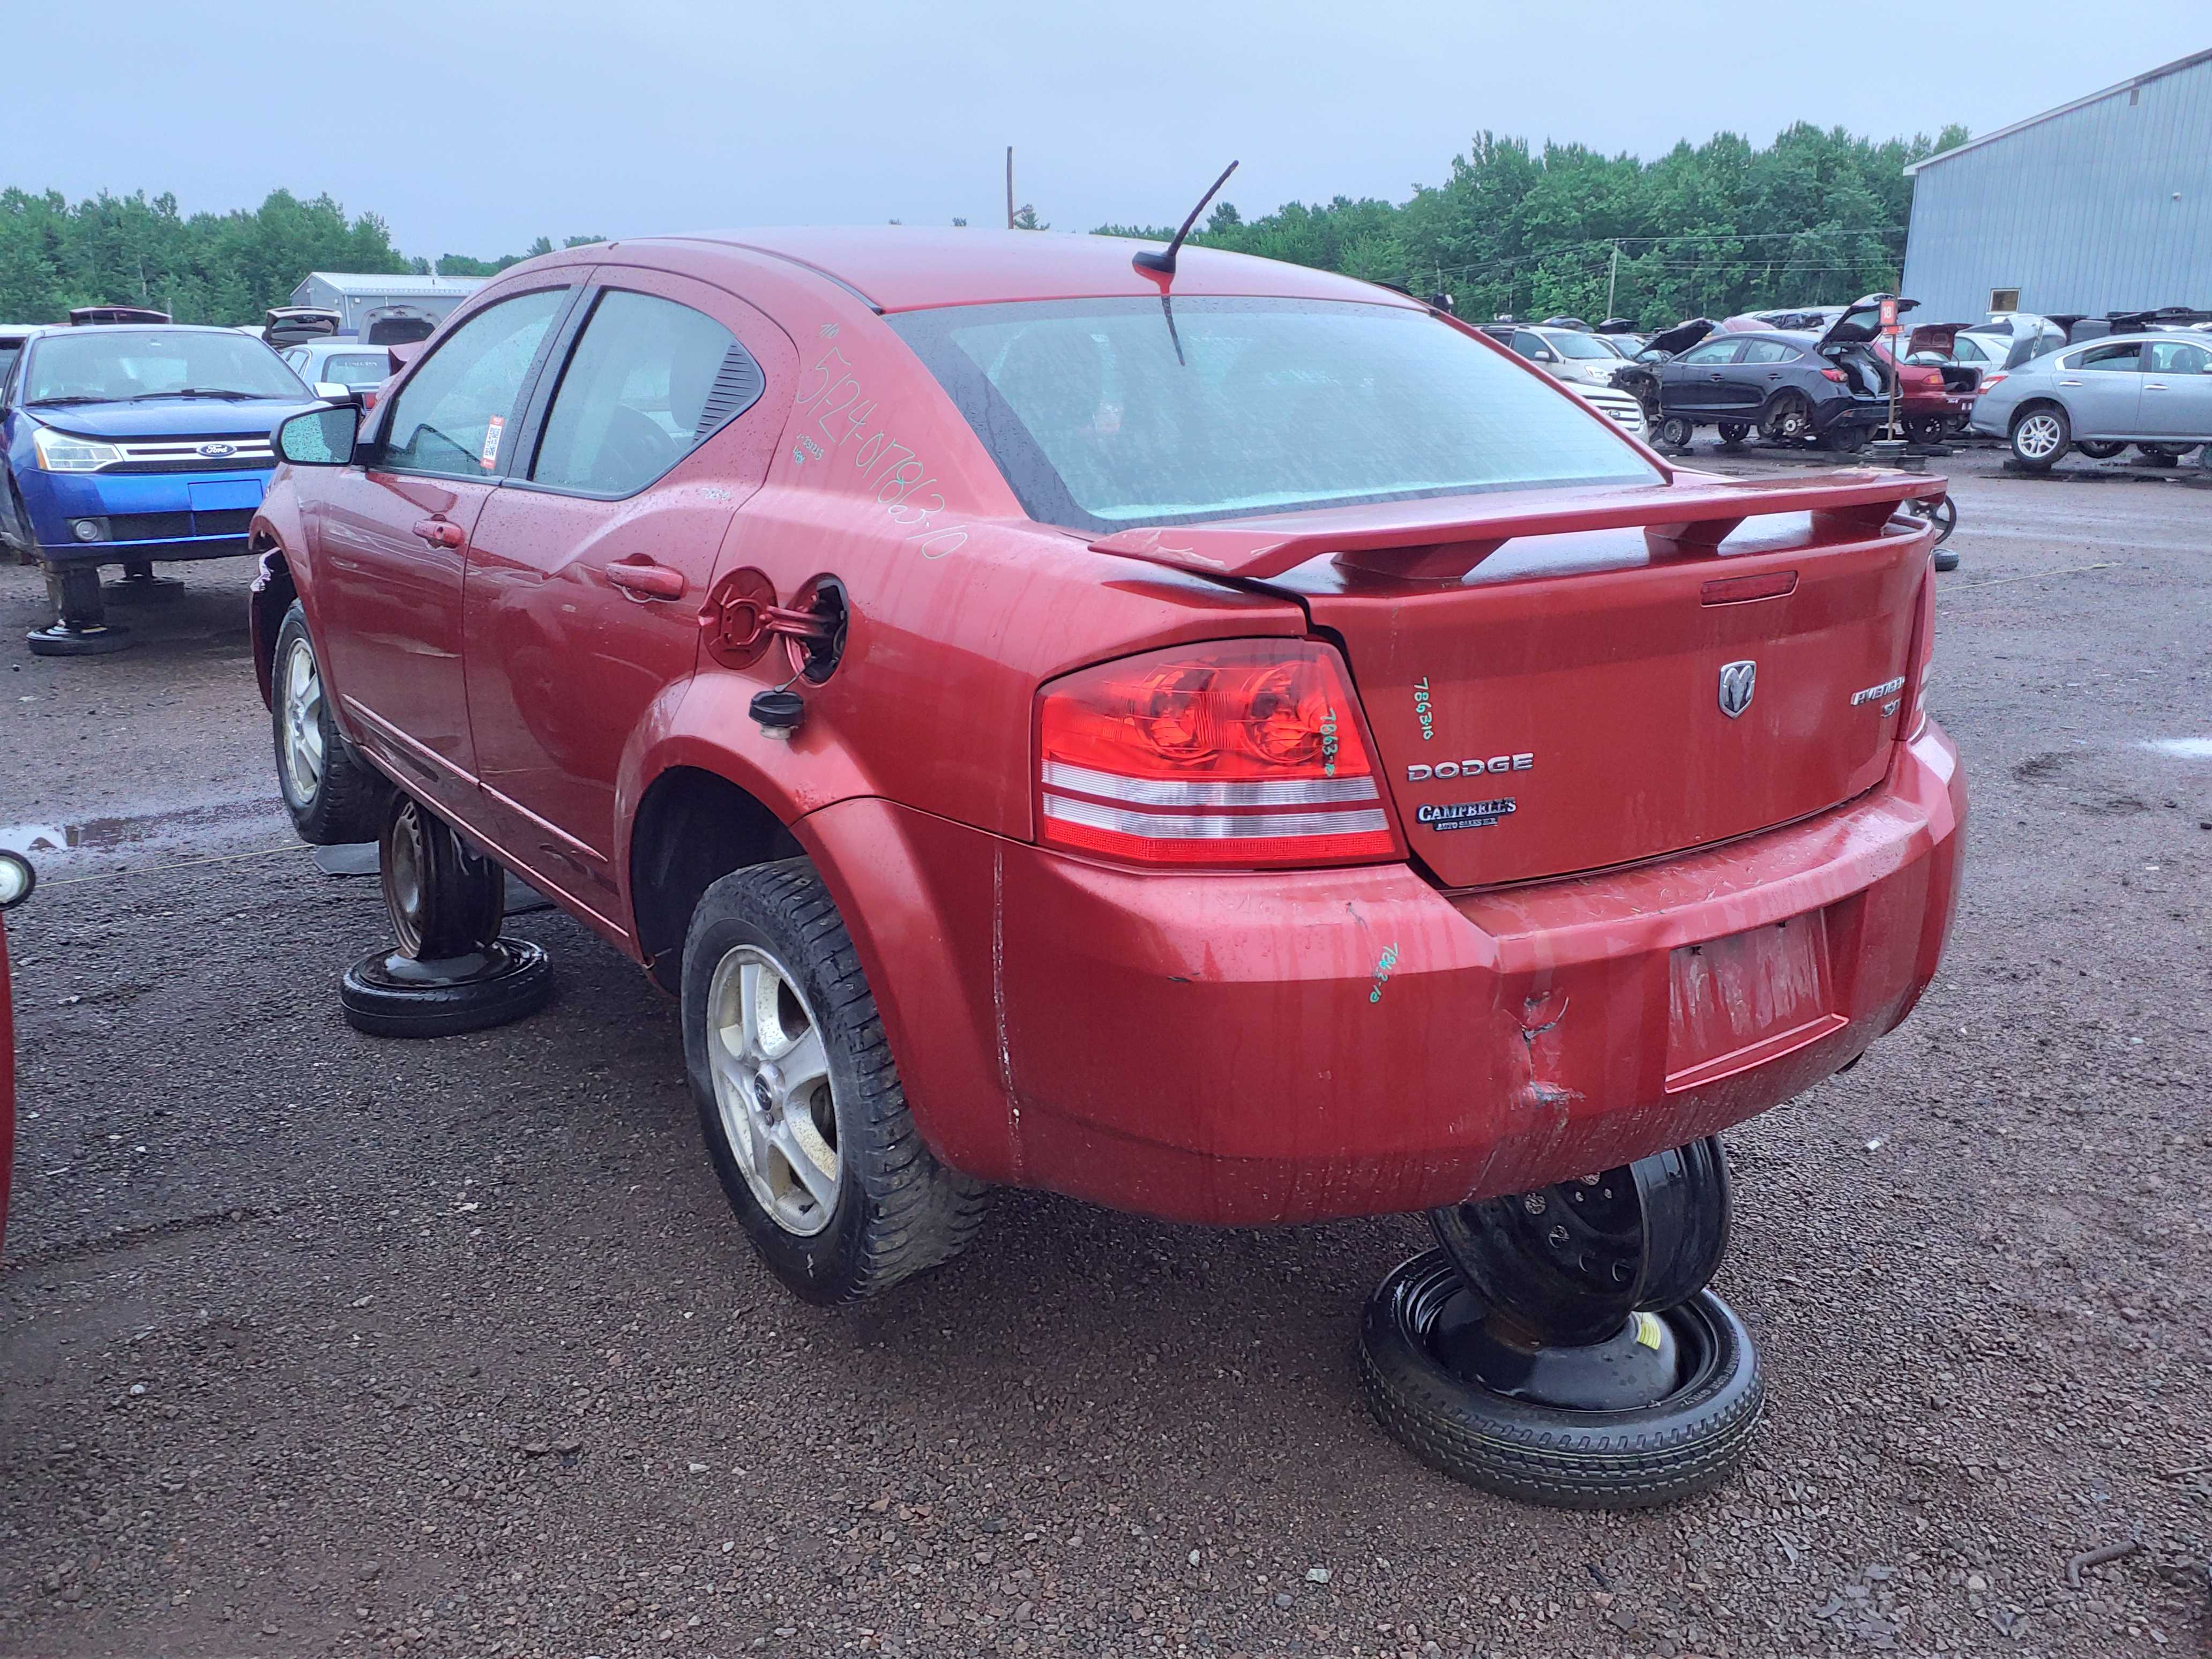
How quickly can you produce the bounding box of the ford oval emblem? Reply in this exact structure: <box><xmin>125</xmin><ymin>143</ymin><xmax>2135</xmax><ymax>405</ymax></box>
<box><xmin>198</xmin><ymin>442</ymin><xmax>238</xmax><ymax>459</ymax></box>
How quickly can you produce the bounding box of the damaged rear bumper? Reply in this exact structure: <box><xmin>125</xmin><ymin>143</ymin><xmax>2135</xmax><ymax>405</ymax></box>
<box><xmin>805</xmin><ymin>722</ymin><xmax>1964</xmax><ymax>1227</ymax></box>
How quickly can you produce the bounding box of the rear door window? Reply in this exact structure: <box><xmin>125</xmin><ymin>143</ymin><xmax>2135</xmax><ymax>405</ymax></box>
<box><xmin>528</xmin><ymin>289</ymin><xmax>764</xmax><ymax>497</ymax></box>
<box><xmin>1740</xmin><ymin>340</ymin><xmax>1799</xmax><ymax>364</ymax></box>
<box><xmin>1680</xmin><ymin>340</ymin><xmax>1745</xmax><ymax>365</ymax></box>
<box><xmin>379</xmin><ymin>289</ymin><xmax>567</xmax><ymax>477</ymax></box>
<box><xmin>2075</xmin><ymin>343</ymin><xmax>2143</xmax><ymax>372</ymax></box>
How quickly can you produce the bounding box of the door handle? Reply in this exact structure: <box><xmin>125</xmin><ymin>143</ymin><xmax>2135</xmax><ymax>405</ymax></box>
<box><xmin>2058</xmin><ymin>378</ymin><xmax>2084</xmax><ymax>387</ymax></box>
<box><xmin>606</xmin><ymin>558</ymin><xmax>686</xmax><ymax>600</ymax></box>
<box><xmin>2144</xmin><ymin>382</ymin><xmax>2169</xmax><ymax>391</ymax></box>
<box><xmin>412</xmin><ymin>519</ymin><xmax>464</xmax><ymax>548</ymax></box>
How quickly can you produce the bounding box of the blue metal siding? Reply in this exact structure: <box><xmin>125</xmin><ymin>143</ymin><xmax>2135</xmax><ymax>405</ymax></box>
<box><xmin>1902</xmin><ymin>55</ymin><xmax>2212</xmax><ymax>321</ymax></box>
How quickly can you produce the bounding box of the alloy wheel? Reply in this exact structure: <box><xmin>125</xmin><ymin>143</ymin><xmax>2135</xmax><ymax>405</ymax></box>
<box><xmin>279</xmin><ymin>637</ymin><xmax>326</xmax><ymax>807</ymax></box>
<box><xmin>2015</xmin><ymin>412</ymin><xmax>2064</xmax><ymax>460</ymax></box>
<box><xmin>706</xmin><ymin>945</ymin><xmax>841</xmax><ymax>1237</ymax></box>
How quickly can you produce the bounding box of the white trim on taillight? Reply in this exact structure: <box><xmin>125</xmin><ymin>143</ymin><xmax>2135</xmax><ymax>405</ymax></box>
<box><xmin>1041</xmin><ymin>795</ymin><xmax>1392</xmax><ymax>842</ymax></box>
<box><xmin>1041</xmin><ymin>760</ymin><xmax>1379</xmax><ymax>809</ymax></box>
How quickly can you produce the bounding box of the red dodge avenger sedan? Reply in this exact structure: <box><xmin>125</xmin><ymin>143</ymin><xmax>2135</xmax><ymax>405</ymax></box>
<box><xmin>252</xmin><ymin>229</ymin><xmax>1964</xmax><ymax>1304</ymax></box>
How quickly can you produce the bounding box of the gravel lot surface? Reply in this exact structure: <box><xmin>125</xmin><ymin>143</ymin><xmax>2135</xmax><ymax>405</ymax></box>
<box><xmin>1</xmin><ymin>449</ymin><xmax>2207</xmax><ymax>1658</ymax></box>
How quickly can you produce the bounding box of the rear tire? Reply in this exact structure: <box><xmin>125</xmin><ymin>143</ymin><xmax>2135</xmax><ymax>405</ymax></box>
<box><xmin>2075</xmin><ymin>440</ymin><xmax>2127</xmax><ymax>460</ymax></box>
<box><xmin>272</xmin><ymin>601</ymin><xmax>390</xmax><ymax>845</ymax></box>
<box><xmin>2010</xmin><ymin>405</ymin><xmax>2070</xmax><ymax>469</ymax></box>
<box><xmin>1716</xmin><ymin>421</ymin><xmax>1750</xmax><ymax>447</ymax></box>
<box><xmin>1359</xmin><ymin>1250</ymin><xmax>1765</xmax><ymax>1509</ymax></box>
<box><xmin>1820</xmin><ymin>422</ymin><xmax>1870</xmax><ymax>455</ymax></box>
<box><xmin>683</xmin><ymin>858</ymin><xmax>985</xmax><ymax>1305</ymax></box>
<box><xmin>1654</xmin><ymin>415</ymin><xmax>1694</xmax><ymax>450</ymax></box>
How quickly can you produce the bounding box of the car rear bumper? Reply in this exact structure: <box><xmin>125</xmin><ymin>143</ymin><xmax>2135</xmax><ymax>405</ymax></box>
<box><xmin>809</xmin><ymin>721</ymin><xmax>1966</xmax><ymax>1225</ymax></box>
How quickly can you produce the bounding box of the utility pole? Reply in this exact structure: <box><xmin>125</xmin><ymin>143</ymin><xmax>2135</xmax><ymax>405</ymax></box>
<box><xmin>1605</xmin><ymin>242</ymin><xmax>1620</xmax><ymax>319</ymax></box>
<box><xmin>1006</xmin><ymin>147</ymin><xmax>1015</xmax><ymax>231</ymax></box>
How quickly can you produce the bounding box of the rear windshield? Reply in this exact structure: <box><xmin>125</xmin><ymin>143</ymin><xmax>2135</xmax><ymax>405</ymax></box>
<box><xmin>887</xmin><ymin>296</ymin><xmax>1658</xmax><ymax>534</ymax></box>
<box><xmin>320</xmin><ymin>352</ymin><xmax>392</xmax><ymax>387</ymax></box>
<box><xmin>24</xmin><ymin>330</ymin><xmax>306</xmax><ymax>403</ymax></box>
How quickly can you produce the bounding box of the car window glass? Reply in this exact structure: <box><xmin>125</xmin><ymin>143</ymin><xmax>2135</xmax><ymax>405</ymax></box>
<box><xmin>1509</xmin><ymin>330</ymin><xmax>1550</xmax><ymax>359</ymax></box>
<box><xmin>24</xmin><ymin>330</ymin><xmax>305</xmax><ymax>402</ymax></box>
<box><xmin>2075</xmin><ymin>343</ymin><xmax>2142</xmax><ymax>372</ymax></box>
<box><xmin>1741</xmin><ymin>340</ymin><xmax>1796</xmax><ymax>364</ymax></box>
<box><xmin>2146</xmin><ymin>340</ymin><xmax>2210</xmax><ymax>375</ymax></box>
<box><xmin>381</xmin><ymin>289</ymin><xmax>565</xmax><ymax>477</ymax></box>
<box><xmin>1549</xmin><ymin>333</ymin><xmax>1615</xmax><ymax>360</ymax></box>
<box><xmin>1680</xmin><ymin>340</ymin><xmax>1742</xmax><ymax>365</ymax></box>
<box><xmin>324</xmin><ymin>352</ymin><xmax>392</xmax><ymax>388</ymax></box>
<box><xmin>888</xmin><ymin>296</ymin><xmax>1660</xmax><ymax>535</ymax></box>
<box><xmin>1951</xmin><ymin>337</ymin><xmax>1989</xmax><ymax>363</ymax></box>
<box><xmin>530</xmin><ymin>290</ymin><xmax>763</xmax><ymax>497</ymax></box>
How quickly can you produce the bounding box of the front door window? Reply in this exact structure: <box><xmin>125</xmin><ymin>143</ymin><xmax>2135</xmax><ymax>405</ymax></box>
<box><xmin>380</xmin><ymin>289</ymin><xmax>566</xmax><ymax>478</ymax></box>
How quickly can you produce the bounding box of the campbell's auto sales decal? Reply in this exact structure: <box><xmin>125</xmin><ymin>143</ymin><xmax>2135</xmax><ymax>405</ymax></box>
<box><xmin>1417</xmin><ymin>797</ymin><xmax>1516</xmax><ymax>832</ymax></box>
<box><xmin>480</xmin><ymin>415</ymin><xmax>504</xmax><ymax>471</ymax></box>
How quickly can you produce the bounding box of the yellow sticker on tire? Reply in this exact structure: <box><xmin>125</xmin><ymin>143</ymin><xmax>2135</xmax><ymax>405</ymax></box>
<box><xmin>1633</xmin><ymin>1311</ymin><xmax>1664</xmax><ymax>1350</ymax></box>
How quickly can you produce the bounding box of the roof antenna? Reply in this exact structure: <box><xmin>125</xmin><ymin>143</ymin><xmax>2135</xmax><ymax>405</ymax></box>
<box><xmin>1132</xmin><ymin>161</ymin><xmax>1238</xmax><ymax>279</ymax></box>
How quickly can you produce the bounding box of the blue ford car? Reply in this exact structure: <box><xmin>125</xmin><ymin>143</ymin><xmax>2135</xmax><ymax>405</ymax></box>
<box><xmin>1</xmin><ymin>324</ymin><xmax>322</xmax><ymax>655</ymax></box>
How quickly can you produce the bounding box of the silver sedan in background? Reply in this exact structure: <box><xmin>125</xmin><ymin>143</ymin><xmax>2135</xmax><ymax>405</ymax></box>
<box><xmin>1971</xmin><ymin>332</ymin><xmax>2212</xmax><ymax>469</ymax></box>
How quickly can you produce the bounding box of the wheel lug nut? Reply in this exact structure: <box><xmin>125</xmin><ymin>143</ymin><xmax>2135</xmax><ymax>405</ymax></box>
<box><xmin>1547</xmin><ymin>1224</ymin><xmax>1570</xmax><ymax>1247</ymax></box>
<box><xmin>1521</xmin><ymin>1193</ymin><xmax>1547</xmax><ymax>1215</ymax></box>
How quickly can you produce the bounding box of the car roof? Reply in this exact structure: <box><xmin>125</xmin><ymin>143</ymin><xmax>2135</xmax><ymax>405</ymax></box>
<box><xmin>621</xmin><ymin>227</ymin><xmax>1419</xmax><ymax>315</ymax></box>
<box><xmin>1700</xmin><ymin>329</ymin><xmax>1815</xmax><ymax>347</ymax></box>
<box><xmin>2065</xmin><ymin>332</ymin><xmax>2208</xmax><ymax>349</ymax></box>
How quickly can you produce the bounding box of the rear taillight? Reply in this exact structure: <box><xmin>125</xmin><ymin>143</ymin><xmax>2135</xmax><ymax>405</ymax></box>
<box><xmin>1977</xmin><ymin>372</ymin><xmax>2006</xmax><ymax>392</ymax></box>
<box><xmin>1037</xmin><ymin>639</ymin><xmax>1400</xmax><ymax>868</ymax></box>
<box><xmin>1820</xmin><ymin>367</ymin><xmax>1848</xmax><ymax>383</ymax></box>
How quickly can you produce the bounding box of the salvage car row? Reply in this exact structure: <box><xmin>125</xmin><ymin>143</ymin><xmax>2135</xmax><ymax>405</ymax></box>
<box><xmin>1492</xmin><ymin>302</ymin><xmax>2212</xmax><ymax>469</ymax></box>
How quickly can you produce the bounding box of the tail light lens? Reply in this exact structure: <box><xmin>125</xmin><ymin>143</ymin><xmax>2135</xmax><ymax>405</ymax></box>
<box><xmin>1037</xmin><ymin>639</ymin><xmax>1400</xmax><ymax>868</ymax></box>
<box><xmin>1977</xmin><ymin>372</ymin><xmax>2006</xmax><ymax>392</ymax></box>
<box><xmin>1820</xmin><ymin>367</ymin><xmax>1848</xmax><ymax>383</ymax></box>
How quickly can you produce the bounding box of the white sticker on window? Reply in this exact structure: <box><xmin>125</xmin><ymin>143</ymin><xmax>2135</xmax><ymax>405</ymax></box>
<box><xmin>480</xmin><ymin>414</ymin><xmax>504</xmax><ymax>471</ymax></box>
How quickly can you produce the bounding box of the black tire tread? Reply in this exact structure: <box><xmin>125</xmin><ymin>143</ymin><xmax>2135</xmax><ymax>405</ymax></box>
<box><xmin>687</xmin><ymin>859</ymin><xmax>984</xmax><ymax>1303</ymax></box>
<box><xmin>1358</xmin><ymin>1252</ymin><xmax>1763</xmax><ymax>1509</ymax></box>
<box><xmin>338</xmin><ymin>943</ymin><xmax>554</xmax><ymax>1038</ymax></box>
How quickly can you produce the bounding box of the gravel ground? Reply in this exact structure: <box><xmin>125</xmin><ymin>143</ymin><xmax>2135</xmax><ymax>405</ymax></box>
<box><xmin>1</xmin><ymin>452</ymin><xmax>2207</xmax><ymax>1659</ymax></box>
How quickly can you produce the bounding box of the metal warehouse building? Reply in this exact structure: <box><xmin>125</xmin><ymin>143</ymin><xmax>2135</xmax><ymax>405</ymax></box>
<box><xmin>286</xmin><ymin>272</ymin><xmax>485</xmax><ymax>340</ymax></box>
<box><xmin>1900</xmin><ymin>48</ymin><xmax>2212</xmax><ymax>324</ymax></box>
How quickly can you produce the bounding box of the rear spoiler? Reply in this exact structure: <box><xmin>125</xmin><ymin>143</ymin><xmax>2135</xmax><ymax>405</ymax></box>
<box><xmin>1088</xmin><ymin>470</ymin><xmax>1942</xmax><ymax>582</ymax></box>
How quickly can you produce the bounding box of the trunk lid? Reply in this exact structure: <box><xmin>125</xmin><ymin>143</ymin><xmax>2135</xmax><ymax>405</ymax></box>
<box><xmin>1090</xmin><ymin>472</ymin><xmax>1934</xmax><ymax>889</ymax></box>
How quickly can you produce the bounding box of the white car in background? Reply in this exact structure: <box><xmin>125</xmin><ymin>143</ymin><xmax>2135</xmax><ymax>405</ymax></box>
<box><xmin>1494</xmin><ymin>324</ymin><xmax>1648</xmax><ymax>438</ymax></box>
<box><xmin>278</xmin><ymin>340</ymin><xmax>397</xmax><ymax>403</ymax></box>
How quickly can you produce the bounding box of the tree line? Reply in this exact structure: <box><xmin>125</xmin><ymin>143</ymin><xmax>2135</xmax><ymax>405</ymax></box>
<box><xmin>0</xmin><ymin>187</ymin><xmax>601</xmax><ymax>325</ymax></box>
<box><xmin>1</xmin><ymin>118</ymin><xmax>1967</xmax><ymax>330</ymax></box>
<box><xmin>1097</xmin><ymin>122</ymin><xmax>1969</xmax><ymax>327</ymax></box>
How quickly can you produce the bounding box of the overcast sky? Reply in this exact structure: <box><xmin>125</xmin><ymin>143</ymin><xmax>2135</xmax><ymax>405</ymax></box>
<box><xmin>6</xmin><ymin>3</ymin><xmax>2206</xmax><ymax>260</ymax></box>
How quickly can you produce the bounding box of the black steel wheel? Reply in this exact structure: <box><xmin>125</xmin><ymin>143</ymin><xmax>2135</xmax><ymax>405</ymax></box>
<box><xmin>1430</xmin><ymin>1136</ymin><xmax>1733</xmax><ymax>1347</ymax></box>
<box><xmin>380</xmin><ymin>796</ymin><xmax>505</xmax><ymax>960</ymax></box>
<box><xmin>1359</xmin><ymin>1250</ymin><xmax>1765</xmax><ymax>1509</ymax></box>
<box><xmin>1717</xmin><ymin>421</ymin><xmax>1750</xmax><ymax>447</ymax></box>
<box><xmin>1654</xmin><ymin>415</ymin><xmax>1695</xmax><ymax>450</ymax></box>
<box><xmin>2074</xmin><ymin>440</ymin><xmax>2127</xmax><ymax>460</ymax></box>
<box><xmin>1760</xmin><ymin>391</ymin><xmax>1814</xmax><ymax>444</ymax></box>
<box><xmin>1820</xmin><ymin>421</ymin><xmax>1871</xmax><ymax>455</ymax></box>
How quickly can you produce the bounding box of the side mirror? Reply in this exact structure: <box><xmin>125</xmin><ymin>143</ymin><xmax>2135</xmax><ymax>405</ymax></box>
<box><xmin>1533</xmin><ymin>347</ymin><xmax>1559</xmax><ymax>363</ymax></box>
<box><xmin>0</xmin><ymin>848</ymin><xmax>33</xmax><ymax>911</ymax></box>
<box><xmin>275</xmin><ymin>405</ymin><xmax>360</xmax><ymax>466</ymax></box>
<box><xmin>313</xmin><ymin>381</ymin><xmax>359</xmax><ymax>402</ymax></box>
